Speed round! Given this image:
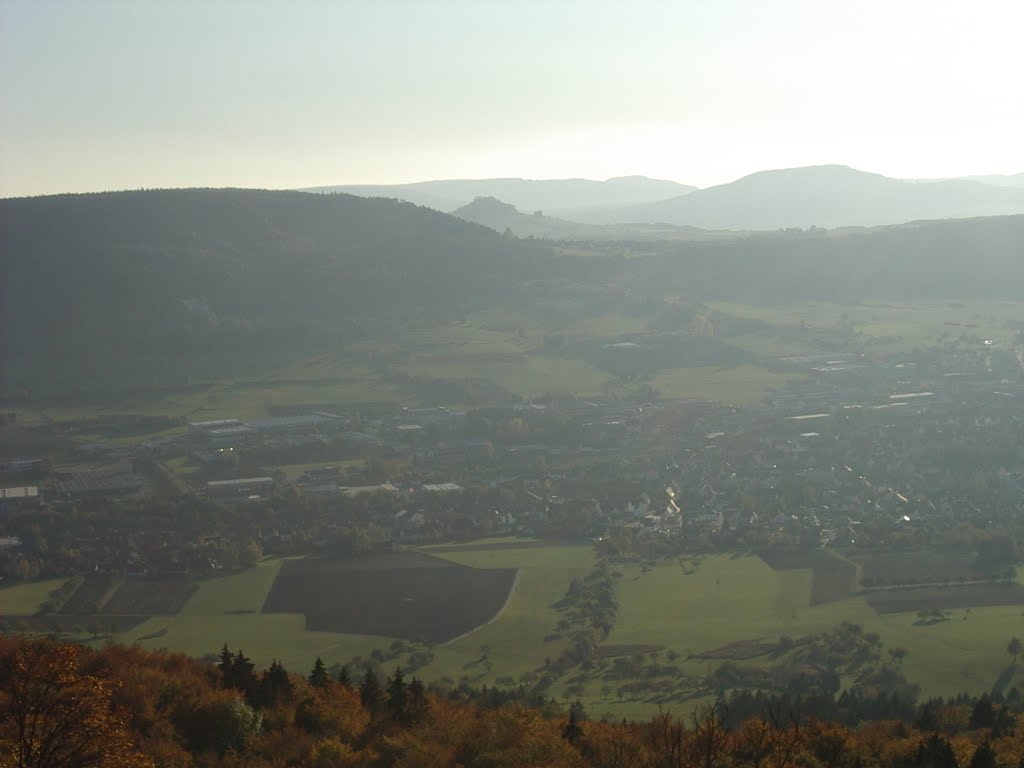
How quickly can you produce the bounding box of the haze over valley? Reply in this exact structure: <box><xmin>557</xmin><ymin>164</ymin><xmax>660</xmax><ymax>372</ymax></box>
<box><xmin>313</xmin><ymin>165</ymin><xmax>1024</xmax><ymax>231</ymax></box>
<box><xmin>3</xmin><ymin>3</ymin><xmax>1024</xmax><ymax>765</ymax></box>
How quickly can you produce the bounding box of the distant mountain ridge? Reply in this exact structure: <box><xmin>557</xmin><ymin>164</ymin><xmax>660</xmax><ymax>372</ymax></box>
<box><xmin>451</xmin><ymin>196</ymin><xmax>739</xmax><ymax>241</ymax></box>
<box><xmin>303</xmin><ymin>176</ymin><xmax>697</xmax><ymax>214</ymax></box>
<box><xmin>306</xmin><ymin>166</ymin><xmax>1024</xmax><ymax>230</ymax></box>
<box><xmin>450</xmin><ymin>195</ymin><xmax>630</xmax><ymax>240</ymax></box>
<box><xmin>571</xmin><ymin>165</ymin><xmax>1024</xmax><ymax>229</ymax></box>
<box><xmin>958</xmin><ymin>172</ymin><xmax>1024</xmax><ymax>188</ymax></box>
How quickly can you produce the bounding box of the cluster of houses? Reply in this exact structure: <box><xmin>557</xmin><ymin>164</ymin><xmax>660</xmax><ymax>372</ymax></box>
<box><xmin>2</xmin><ymin>338</ymin><xmax>1022</xmax><ymax>578</ymax></box>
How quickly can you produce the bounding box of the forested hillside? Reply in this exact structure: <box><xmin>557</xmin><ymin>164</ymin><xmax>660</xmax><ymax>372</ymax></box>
<box><xmin>2</xmin><ymin>637</ymin><xmax>1023</xmax><ymax>767</ymax></box>
<box><xmin>0</xmin><ymin>190</ymin><xmax>554</xmax><ymax>394</ymax></box>
<box><xmin>630</xmin><ymin>215</ymin><xmax>1024</xmax><ymax>304</ymax></box>
<box><xmin>3</xmin><ymin>188</ymin><xmax>1022</xmax><ymax>400</ymax></box>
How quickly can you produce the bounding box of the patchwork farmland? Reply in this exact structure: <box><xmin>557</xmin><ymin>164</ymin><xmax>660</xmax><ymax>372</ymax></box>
<box><xmin>866</xmin><ymin>583</ymin><xmax>1024</xmax><ymax>614</ymax></box>
<box><xmin>757</xmin><ymin>547</ymin><xmax>858</xmax><ymax>605</ymax></box>
<box><xmin>5</xmin><ymin>540</ymin><xmax>1024</xmax><ymax>719</ymax></box>
<box><xmin>57</xmin><ymin>573</ymin><xmax>196</xmax><ymax>616</ymax></box>
<box><xmin>102</xmin><ymin>576</ymin><xmax>197</xmax><ymax>614</ymax></box>
<box><xmin>0</xmin><ymin>614</ymin><xmax>146</xmax><ymax>635</ymax></box>
<box><xmin>851</xmin><ymin>550</ymin><xmax>980</xmax><ymax>587</ymax></box>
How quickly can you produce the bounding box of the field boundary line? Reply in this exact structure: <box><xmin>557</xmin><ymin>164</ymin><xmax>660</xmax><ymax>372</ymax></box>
<box><xmin>440</xmin><ymin>569</ymin><xmax>521</xmax><ymax>647</ymax></box>
<box><xmin>860</xmin><ymin>576</ymin><xmax>1017</xmax><ymax>593</ymax></box>
<box><xmin>827</xmin><ymin>549</ymin><xmax>862</xmax><ymax>584</ymax></box>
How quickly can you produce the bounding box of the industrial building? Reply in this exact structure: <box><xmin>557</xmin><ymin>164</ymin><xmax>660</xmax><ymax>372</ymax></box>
<box><xmin>206</xmin><ymin>477</ymin><xmax>274</xmax><ymax>497</ymax></box>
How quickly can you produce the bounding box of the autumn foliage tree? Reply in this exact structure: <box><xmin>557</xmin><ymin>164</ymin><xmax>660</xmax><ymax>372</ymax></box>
<box><xmin>0</xmin><ymin>637</ymin><xmax>153</xmax><ymax>768</ymax></box>
<box><xmin>4</xmin><ymin>637</ymin><xmax>1024</xmax><ymax>767</ymax></box>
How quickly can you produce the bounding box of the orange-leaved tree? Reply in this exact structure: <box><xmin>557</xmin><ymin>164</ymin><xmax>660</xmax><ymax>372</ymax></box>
<box><xmin>0</xmin><ymin>637</ymin><xmax>153</xmax><ymax>768</ymax></box>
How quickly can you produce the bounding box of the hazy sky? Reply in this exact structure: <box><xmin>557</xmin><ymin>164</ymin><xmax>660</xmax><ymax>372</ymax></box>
<box><xmin>2</xmin><ymin>0</ymin><xmax>1022</xmax><ymax>197</ymax></box>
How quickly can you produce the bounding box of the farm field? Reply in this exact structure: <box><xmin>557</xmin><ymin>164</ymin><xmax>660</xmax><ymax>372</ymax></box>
<box><xmin>179</xmin><ymin>559</ymin><xmax>286</xmax><ymax>616</ymax></box>
<box><xmin>602</xmin><ymin>555</ymin><xmax>879</xmax><ymax>661</ymax></box>
<box><xmin>101</xmin><ymin>543</ymin><xmax>591</xmax><ymax>680</ymax></box>
<box><xmin>58</xmin><ymin>574</ymin><xmax>120</xmax><ymax>614</ymax></box>
<box><xmin>9</xmin><ymin>297</ymin><xmax>1024</xmax><ymax>440</ymax></box>
<box><xmin>388</xmin><ymin>299</ymin><xmax>1024</xmax><ymax>407</ymax></box>
<box><xmin>54</xmin><ymin>573</ymin><xmax>198</xmax><ymax>616</ymax></box>
<box><xmin>0</xmin><ymin>577</ymin><xmax>148</xmax><ymax>635</ymax></box>
<box><xmin>866</xmin><ymin>583</ymin><xmax>1024</xmax><ymax>613</ymax></box>
<box><xmin>4</xmin><ymin>542</ymin><xmax>1024</xmax><ymax>719</ymax></box>
<box><xmin>109</xmin><ymin>559</ymin><xmax>392</xmax><ymax>671</ymax></box>
<box><xmin>851</xmin><ymin>550</ymin><xmax>979</xmax><ymax>586</ymax></box>
<box><xmin>402</xmin><ymin>306</ymin><xmax>796</xmax><ymax>405</ymax></box>
<box><xmin>2</xmin><ymin>615</ymin><xmax>147</xmax><ymax>635</ymax></box>
<box><xmin>262</xmin><ymin>551</ymin><xmax>517</xmax><ymax>642</ymax></box>
<box><xmin>122</xmin><ymin>611</ymin><xmax>389</xmax><ymax>671</ymax></box>
<box><xmin>758</xmin><ymin>548</ymin><xmax>859</xmax><ymax>604</ymax></box>
<box><xmin>18</xmin><ymin>298</ymin><xmax>1020</xmax><ymax>433</ymax></box>
<box><xmin>651</xmin><ymin>365</ymin><xmax>791</xmax><ymax>406</ymax></box>
<box><xmin>102</xmin><ymin>575</ymin><xmax>197</xmax><ymax>614</ymax></box>
<box><xmin>567</xmin><ymin>554</ymin><xmax>1024</xmax><ymax>720</ymax></box>
<box><xmin>13</xmin><ymin>362</ymin><xmax>404</xmax><ymax>430</ymax></box>
<box><xmin>0</xmin><ymin>545</ymin><xmax>590</xmax><ymax>681</ymax></box>
<box><xmin>869</xmin><ymin>605</ymin><xmax>1024</xmax><ymax>698</ymax></box>
<box><xmin>707</xmin><ymin>299</ymin><xmax>1024</xmax><ymax>354</ymax></box>
<box><xmin>0</xmin><ymin>577</ymin><xmax>65</xmax><ymax>615</ymax></box>
<box><xmin>417</xmin><ymin>541</ymin><xmax>595</xmax><ymax>685</ymax></box>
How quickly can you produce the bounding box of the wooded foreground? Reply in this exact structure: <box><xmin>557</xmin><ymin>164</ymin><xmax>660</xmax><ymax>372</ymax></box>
<box><xmin>1</xmin><ymin>636</ymin><xmax>1023</xmax><ymax>767</ymax></box>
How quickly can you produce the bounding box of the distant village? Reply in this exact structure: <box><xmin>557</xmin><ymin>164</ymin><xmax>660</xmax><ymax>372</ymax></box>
<box><xmin>1</xmin><ymin>337</ymin><xmax>1022</xmax><ymax>582</ymax></box>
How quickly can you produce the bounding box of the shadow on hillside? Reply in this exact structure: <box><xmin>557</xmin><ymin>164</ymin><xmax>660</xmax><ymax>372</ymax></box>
<box><xmin>992</xmin><ymin>662</ymin><xmax>1017</xmax><ymax>698</ymax></box>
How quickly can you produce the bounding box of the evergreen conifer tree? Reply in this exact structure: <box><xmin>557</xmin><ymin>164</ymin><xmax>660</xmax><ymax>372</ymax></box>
<box><xmin>387</xmin><ymin>666</ymin><xmax>408</xmax><ymax>721</ymax></box>
<box><xmin>337</xmin><ymin>664</ymin><xmax>352</xmax><ymax>688</ymax></box>
<box><xmin>407</xmin><ymin>676</ymin><xmax>429</xmax><ymax>723</ymax></box>
<box><xmin>969</xmin><ymin>740</ymin><xmax>996</xmax><ymax>768</ymax></box>
<box><xmin>309</xmin><ymin>656</ymin><xmax>328</xmax><ymax>688</ymax></box>
<box><xmin>562</xmin><ymin>707</ymin><xmax>583</xmax><ymax>745</ymax></box>
<box><xmin>258</xmin><ymin>659</ymin><xmax>293</xmax><ymax>707</ymax></box>
<box><xmin>360</xmin><ymin>667</ymin><xmax>383</xmax><ymax>714</ymax></box>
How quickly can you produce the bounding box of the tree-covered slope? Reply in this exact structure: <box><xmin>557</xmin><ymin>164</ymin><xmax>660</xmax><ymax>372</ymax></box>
<box><xmin>2</xmin><ymin>188</ymin><xmax>1022</xmax><ymax>399</ymax></box>
<box><xmin>630</xmin><ymin>214</ymin><xmax>1024</xmax><ymax>304</ymax></box>
<box><xmin>0</xmin><ymin>189</ymin><xmax>554</xmax><ymax>393</ymax></box>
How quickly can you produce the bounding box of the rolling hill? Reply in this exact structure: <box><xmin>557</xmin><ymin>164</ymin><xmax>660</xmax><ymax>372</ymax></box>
<box><xmin>304</xmin><ymin>175</ymin><xmax>696</xmax><ymax>214</ymax></box>
<box><xmin>452</xmin><ymin>196</ymin><xmax>577</xmax><ymax>237</ymax></box>
<box><xmin>450</xmin><ymin>196</ymin><xmax>736</xmax><ymax>241</ymax></box>
<box><xmin>0</xmin><ymin>189</ymin><xmax>555</xmax><ymax>394</ymax></box>
<box><xmin>633</xmin><ymin>215</ymin><xmax>1024</xmax><ymax>304</ymax></box>
<box><xmin>960</xmin><ymin>172</ymin><xmax>1024</xmax><ymax>188</ymax></box>
<box><xmin>566</xmin><ymin>165</ymin><xmax>1024</xmax><ymax>229</ymax></box>
<box><xmin>3</xmin><ymin>188</ymin><xmax>1022</xmax><ymax>400</ymax></box>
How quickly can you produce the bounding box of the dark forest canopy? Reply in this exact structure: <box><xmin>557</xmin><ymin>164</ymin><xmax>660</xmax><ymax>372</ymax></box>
<box><xmin>0</xmin><ymin>189</ymin><xmax>555</xmax><ymax>394</ymax></box>
<box><xmin>1</xmin><ymin>188</ymin><xmax>1022</xmax><ymax>396</ymax></box>
<box><xmin>630</xmin><ymin>214</ymin><xmax>1024</xmax><ymax>304</ymax></box>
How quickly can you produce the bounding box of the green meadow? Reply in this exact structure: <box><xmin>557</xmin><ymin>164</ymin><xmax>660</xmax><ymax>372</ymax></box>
<box><xmin>4</xmin><ymin>543</ymin><xmax>1022</xmax><ymax>720</ymax></box>
<box><xmin>571</xmin><ymin>555</ymin><xmax>1024</xmax><ymax>718</ymax></box>
<box><xmin>0</xmin><ymin>578</ymin><xmax>66</xmax><ymax>615</ymax></box>
<box><xmin>111</xmin><ymin>559</ymin><xmax>391</xmax><ymax>671</ymax></box>
<box><xmin>421</xmin><ymin>542</ymin><xmax>596</xmax><ymax>682</ymax></box>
